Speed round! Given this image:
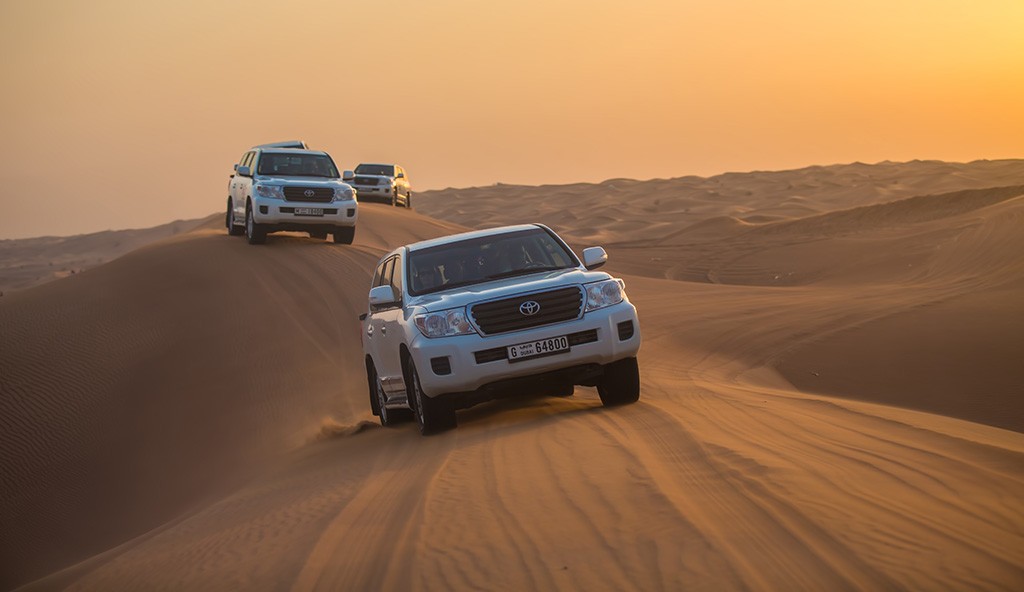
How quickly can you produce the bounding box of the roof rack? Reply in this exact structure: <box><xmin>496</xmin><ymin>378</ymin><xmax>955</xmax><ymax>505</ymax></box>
<box><xmin>252</xmin><ymin>140</ymin><xmax>308</xmax><ymax>149</ymax></box>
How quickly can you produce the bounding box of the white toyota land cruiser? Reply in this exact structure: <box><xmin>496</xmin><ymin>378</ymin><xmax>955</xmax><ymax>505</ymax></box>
<box><xmin>350</xmin><ymin>163</ymin><xmax>412</xmax><ymax>208</ymax></box>
<box><xmin>227</xmin><ymin>144</ymin><xmax>359</xmax><ymax>244</ymax></box>
<box><xmin>361</xmin><ymin>224</ymin><xmax>642</xmax><ymax>434</ymax></box>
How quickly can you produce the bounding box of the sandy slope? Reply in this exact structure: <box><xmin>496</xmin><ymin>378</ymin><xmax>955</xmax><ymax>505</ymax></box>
<box><xmin>0</xmin><ymin>216</ymin><xmax>216</xmax><ymax>294</ymax></box>
<box><xmin>3</xmin><ymin>164</ymin><xmax>1024</xmax><ymax>590</ymax></box>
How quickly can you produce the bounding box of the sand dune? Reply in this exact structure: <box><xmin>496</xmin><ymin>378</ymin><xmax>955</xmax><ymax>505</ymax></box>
<box><xmin>416</xmin><ymin>159</ymin><xmax>1024</xmax><ymax>246</ymax></box>
<box><xmin>0</xmin><ymin>216</ymin><xmax>217</xmax><ymax>295</ymax></box>
<box><xmin>2</xmin><ymin>161</ymin><xmax>1023</xmax><ymax>590</ymax></box>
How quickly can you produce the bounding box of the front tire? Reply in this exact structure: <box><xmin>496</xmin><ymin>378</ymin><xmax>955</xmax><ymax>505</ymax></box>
<box><xmin>333</xmin><ymin>227</ymin><xmax>355</xmax><ymax>244</ymax></box>
<box><xmin>309</xmin><ymin>230</ymin><xmax>328</xmax><ymax>240</ymax></box>
<box><xmin>597</xmin><ymin>357</ymin><xmax>640</xmax><ymax>406</ymax></box>
<box><xmin>406</xmin><ymin>358</ymin><xmax>456</xmax><ymax>435</ymax></box>
<box><xmin>391</xmin><ymin>188</ymin><xmax>398</xmax><ymax>206</ymax></box>
<box><xmin>405</xmin><ymin>192</ymin><xmax>412</xmax><ymax>209</ymax></box>
<box><xmin>245</xmin><ymin>205</ymin><xmax>266</xmax><ymax>245</ymax></box>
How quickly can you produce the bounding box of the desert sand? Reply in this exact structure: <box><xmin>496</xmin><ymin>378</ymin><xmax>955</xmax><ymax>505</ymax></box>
<box><xmin>1</xmin><ymin>160</ymin><xmax>1023</xmax><ymax>590</ymax></box>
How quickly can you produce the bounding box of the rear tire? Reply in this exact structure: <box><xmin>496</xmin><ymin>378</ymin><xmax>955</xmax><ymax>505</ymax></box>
<box><xmin>226</xmin><ymin>200</ymin><xmax>244</xmax><ymax>236</ymax></box>
<box><xmin>245</xmin><ymin>205</ymin><xmax>266</xmax><ymax>245</ymax></box>
<box><xmin>367</xmin><ymin>363</ymin><xmax>381</xmax><ymax>417</ymax></box>
<box><xmin>597</xmin><ymin>357</ymin><xmax>640</xmax><ymax>406</ymax></box>
<box><xmin>333</xmin><ymin>227</ymin><xmax>355</xmax><ymax>244</ymax></box>
<box><xmin>406</xmin><ymin>358</ymin><xmax>456</xmax><ymax>435</ymax></box>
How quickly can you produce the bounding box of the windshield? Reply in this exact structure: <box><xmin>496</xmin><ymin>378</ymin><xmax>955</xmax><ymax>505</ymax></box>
<box><xmin>257</xmin><ymin>153</ymin><xmax>339</xmax><ymax>178</ymax></box>
<box><xmin>355</xmin><ymin>164</ymin><xmax>395</xmax><ymax>176</ymax></box>
<box><xmin>407</xmin><ymin>228</ymin><xmax>578</xmax><ymax>296</ymax></box>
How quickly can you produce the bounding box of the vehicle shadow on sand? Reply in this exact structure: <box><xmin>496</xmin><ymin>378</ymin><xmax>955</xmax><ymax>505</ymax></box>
<box><xmin>444</xmin><ymin>388</ymin><xmax>633</xmax><ymax>439</ymax></box>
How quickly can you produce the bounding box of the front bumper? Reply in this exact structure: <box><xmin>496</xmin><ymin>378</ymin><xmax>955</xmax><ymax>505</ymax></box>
<box><xmin>353</xmin><ymin>185</ymin><xmax>393</xmax><ymax>200</ymax></box>
<box><xmin>409</xmin><ymin>300</ymin><xmax>641</xmax><ymax>397</ymax></box>
<box><xmin>251</xmin><ymin>196</ymin><xmax>358</xmax><ymax>227</ymax></box>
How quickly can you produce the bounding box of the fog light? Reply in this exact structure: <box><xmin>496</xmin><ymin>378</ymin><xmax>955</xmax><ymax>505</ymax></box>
<box><xmin>430</xmin><ymin>357</ymin><xmax>452</xmax><ymax>375</ymax></box>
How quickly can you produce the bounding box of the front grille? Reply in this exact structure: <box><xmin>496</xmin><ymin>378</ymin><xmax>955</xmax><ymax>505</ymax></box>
<box><xmin>570</xmin><ymin>329</ymin><xmax>599</xmax><ymax>346</ymax></box>
<box><xmin>470</xmin><ymin>287</ymin><xmax>584</xmax><ymax>336</ymax></box>
<box><xmin>474</xmin><ymin>348</ymin><xmax>506</xmax><ymax>365</ymax></box>
<box><xmin>283</xmin><ymin>186</ymin><xmax>334</xmax><ymax>203</ymax></box>
<box><xmin>354</xmin><ymin>176</ymin><xmax>379</xmax><ymax>186</ymax></box>
<box><xmin>280</xmin><ymin>207</ymin><xmax>338</xmax><ymax>215</ymax></box>
<box><xmin>474</xmin><ymin>328</ymin><xmax>599</xmax><ymax>364</ymax></box>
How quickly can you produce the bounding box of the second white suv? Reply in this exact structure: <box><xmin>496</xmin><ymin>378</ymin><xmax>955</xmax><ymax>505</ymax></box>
<box><xmin>227</xmin><ymin>145</ymin><xmax>359</xmax><ymax>244</ymax></box>
<box><xmin>361</xmin><ymin>224</ymin><xmax>642</xmax><ymax>434</ymax></box>
<box><xmin>351</xmin><ymin>163</ymin><xmax>412</xmax><ymax>208</ymax></box>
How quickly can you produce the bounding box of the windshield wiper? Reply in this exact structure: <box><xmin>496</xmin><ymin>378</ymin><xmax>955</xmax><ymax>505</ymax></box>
<box><xmin>415</xmin><ymin>267</ymin><xmax>569</xmax><ymax>295</ymax></box>
<box><xmin>484</xmin><ymin>266</ymin><xmax>566</xmax><ymax>281</ymax></box>
<box><xmin>417</xmin><ymin>278</ymin><xmax>486</xmax><ymax>296</ymax></box>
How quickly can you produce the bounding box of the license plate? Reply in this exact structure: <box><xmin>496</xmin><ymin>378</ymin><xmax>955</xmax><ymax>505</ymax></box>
<box><xmin>507</xmin><ymin>335</ymin><xmax>570</xmax><ymax>362</ymax></box>
<box><xmin>294</xmin><ymin>207</ymin><xmax>324</xmax><ymax>216</ymax></box>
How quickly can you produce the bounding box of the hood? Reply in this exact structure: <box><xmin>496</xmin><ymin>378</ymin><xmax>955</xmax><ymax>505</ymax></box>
<box><xmin>255</xmin><ymin>175</ymin><xmax>352</xmax><ymax>189</ymax></box>
<box><xmin>407</xmin><ymin>267</ymin><xmax>613</xmax><ymax>312</ymax></box>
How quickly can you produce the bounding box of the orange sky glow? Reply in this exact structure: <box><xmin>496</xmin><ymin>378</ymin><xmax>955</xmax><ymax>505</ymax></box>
<box><xmin>1</xmin><ymin>0</ymin><xmax>1022</xmax><ymax>238</ymax></box>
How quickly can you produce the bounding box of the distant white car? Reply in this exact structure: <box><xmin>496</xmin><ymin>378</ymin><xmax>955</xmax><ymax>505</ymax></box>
<box><xmin>361</xmin><ymin>224</ymin><xmax>642</xmax><ymax>434</ymax></box>
<box><xmin>226</xmin><ymin>145</ymin><xmax>359</xmax><ymax>244</ymax></box>
<box><xmin>351</xmin><ymin>163</ymin><xmax>412</xmax><ymax>208</ymax></box>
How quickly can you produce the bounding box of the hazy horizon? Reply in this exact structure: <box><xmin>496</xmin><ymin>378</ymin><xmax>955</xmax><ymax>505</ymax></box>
<box><xmin>2</xmin><ymin>0</ymin><xmax>1022</xmax><ymax>239</ymax></box>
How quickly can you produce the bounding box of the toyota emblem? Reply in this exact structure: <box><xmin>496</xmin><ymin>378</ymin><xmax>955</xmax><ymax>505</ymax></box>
<box><xmin>519</xmin><ymin>300</ymin><xmax>541</xmax><ymax>316</ymax></box>
<box><xmin>304</xmin><ymin>189</ymin><xmax>315</xmax><ymax>198</ymax></box>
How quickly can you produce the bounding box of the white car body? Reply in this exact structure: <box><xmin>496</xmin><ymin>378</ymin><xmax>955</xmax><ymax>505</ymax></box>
<box><xmin>351</xmin><ymin>163</ymin><xmax>412</xmax><ymax>207</ymax></box>
<box><xmin>226</xmin><ymin>146</ymin><xmax>359</xmax><ymax>244</ymax></box>
<box><xmin>361</xmin><ymin>224</ymin><xmax>642</xmax><ymax>434</ymax></box>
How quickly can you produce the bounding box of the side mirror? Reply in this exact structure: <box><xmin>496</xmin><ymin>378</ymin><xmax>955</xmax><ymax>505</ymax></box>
<box><xmin>396</xmin><ymin>172</ymin><xmax>405</xmax><ymax>179</ymax></box>
<box><xmin>343</xmin><ymin>170</ymin><xmax>355</xmax><ymax>181</ymax></box>
<box><xmin>233</xmin><ymin>163</ymin><xmax>239</xmax><ymax>171</ymax></box>
<box><xmin>582</xmin><ymin>247</ymin><xmax>608</xmax><ymax>270</ymax></box>
<box><xmin>237</xmin><ymin>165</ymin><xmax>252</xmax><ymax>177</ymax></box>
<box><xmin>368</xmin><ymin>285</ymin><xmax>399</xmax><ymax>308</ymax></box>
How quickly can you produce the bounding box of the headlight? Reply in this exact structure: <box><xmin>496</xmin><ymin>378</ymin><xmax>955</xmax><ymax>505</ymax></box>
<box><xmin>334</xmin><ymin>186</ymin><xmax>355</xmax><ymax>201</ymax></box>
<box><xmin>254</xmin><ymin>184</ymin><xmax>284</xmax><ymax>199</ymax></box>
<box><xmin>414</xmin><ymin>308</ymin><xmax>477</xmax><ymax>338</ymax></box>
<box><xmin>585</xmin><ymin>279</ymin><xmax>625</xmax><ymax>311</ymax></box>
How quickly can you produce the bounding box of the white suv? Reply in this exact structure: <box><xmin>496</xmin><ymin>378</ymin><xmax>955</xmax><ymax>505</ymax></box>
<box><xmin>350</xmin><ymin>163</ymin><xmax>412</xmax><ymax>208</ymax></box>
<box><xmin>361</xmin><ymin>224</ymin><xmax>642</xmax><ymax>434</ymax></box>
<box><xmin>226</xmin><ymin>145</ymin><xmax>359</xmax><ymax>244</ymax></box>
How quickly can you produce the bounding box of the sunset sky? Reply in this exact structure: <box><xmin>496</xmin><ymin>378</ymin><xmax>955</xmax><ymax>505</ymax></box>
<box><xmin>1</xmin><ymin>0</ymin><xmax>1021</xmax><ymax>238</ymax></box>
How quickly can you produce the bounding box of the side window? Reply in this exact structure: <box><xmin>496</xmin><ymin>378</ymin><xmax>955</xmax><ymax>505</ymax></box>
<box><xmin>372</xmin><ymin>256</ymin><xmax>402</xmax><ymax>309</ymax></box>
<box><xmin>372</xmin><ymin>260</ymin><xmax>385</xmax><ymax>288</ymax></box>
<box><xmin>245</xmin><ymin>152</ymin><xmax>256</xmax><ymax>170</ymax></box>
<box><xmin>390</xmin><ymin>255</ymin><xmax>404</xmax><ymax>298</ymax></box>
<box><xmin>378</xmin><ymin>257</ymin><xmax>395</xmax><ymax>288</ymax></box>
<box><xmin>238</xmin><ymin>153</ymin><xmax>249</xmax><ymax>167</ymax></box>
